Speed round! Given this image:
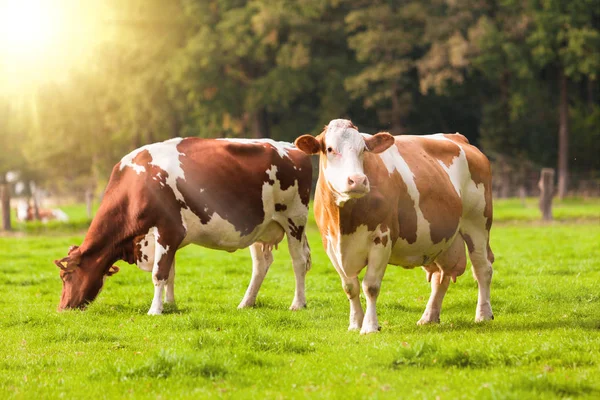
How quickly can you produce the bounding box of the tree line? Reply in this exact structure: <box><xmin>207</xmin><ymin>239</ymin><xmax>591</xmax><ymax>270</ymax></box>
<box><xmin>1</xmin><ymin>0</ymin><xmax>599</xmax><ymax>229</ymax></box>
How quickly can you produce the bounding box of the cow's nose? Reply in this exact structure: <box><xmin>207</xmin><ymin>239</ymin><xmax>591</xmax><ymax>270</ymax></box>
<box><xmin>347</xmin><ymin>174</ymin><xmax>368</xmax><ymax>191</ymax></box>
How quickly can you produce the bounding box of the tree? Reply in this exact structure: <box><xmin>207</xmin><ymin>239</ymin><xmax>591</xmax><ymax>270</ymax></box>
<box><xmin>344</xmin><ymin>0</ymin><xmax>428</xmax><ymax>133</ymax></box>
<box><xmin>527</xmin><ymin>0</ymin><xmax>600</xmax><ymax>198</ymax></box>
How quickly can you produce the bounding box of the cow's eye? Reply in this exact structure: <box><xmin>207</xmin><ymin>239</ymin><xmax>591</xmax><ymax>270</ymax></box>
<box><xmin>327</xmin><ymin>147</ymin><xmax>333</xmax><ymax>153</ymax></box>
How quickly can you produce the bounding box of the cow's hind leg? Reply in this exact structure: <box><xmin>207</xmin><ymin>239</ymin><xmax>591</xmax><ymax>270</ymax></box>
<box><xmin>461</xmin><ymin>227</ymin><xmax>494</xmax><ymax>322</ymax></box>
<box><xmin>287</xmin><ymin>230</ymin><xmax>311</xmax><ymax>310</ymax></box>
<box><xmin>418</xmin><ymin>235</ymin><xmax>466</xmax><ymax>325</ymax></box>
<box><xmin>165</xmin><ymin>259</ymin><xmax>175</xmax><ymax>305</ymax></box>
<box><xmin>238</xmin><ymin>242</ymin><xmax>274</xmax><ymax>309</ymax></box>
<box><xmin>148</xmin><ymin>228</ymin><xmax>181</xmax><ymax>316</ymax></box>
<box><xmin>418</xmin><ymin>267</ymin><xmax>450</xmax><ymax>325</ymax></box>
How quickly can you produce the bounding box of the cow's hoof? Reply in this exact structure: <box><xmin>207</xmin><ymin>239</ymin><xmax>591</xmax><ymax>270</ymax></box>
<box><xmin>147</xmin><ymin>308</ymin><xmax>163</xmax><ymax>316</ymax></box>
<box><xmin>348</xmin><ymin>324</ymin><xmax>361</xmax><ymax>331</ymax></box>
<box><xmin>475</xmin><ymin>314</ymin><xmax>494</xmax><ymax>322</ymax></box>
<box><xmin>289</xmin><ymin>302</ymin><xmax>307</xmax><ymax>311</ymax></box>
<box><xmin>417</xmin><ymin>318</ymin><xmax>440</xmax><ymax>326</ymax></box>
<box><xmin>360</xmin><ymin>325</ymin><xmax>381</xmax><ymax>335</ymax></box>
<box><xmin>237</xmin><ymin>301</ymin><xmax>255</xmax><ymax>309</ymax></box>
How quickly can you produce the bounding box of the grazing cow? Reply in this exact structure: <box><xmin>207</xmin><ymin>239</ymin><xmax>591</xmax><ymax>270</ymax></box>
<box><xmin>17</xmin><ymin>200</ymin><xmax>69</xmax><ymax>222</ymax></box>
<box><xmin>295</xmin><ymin>119</ymin><xmax>494</xmax><ymax>334</ymax></box>
<box><xmin>55</xmin><ymin>138</ymin><xmax>312</xmax><ymax>315</ymax></box>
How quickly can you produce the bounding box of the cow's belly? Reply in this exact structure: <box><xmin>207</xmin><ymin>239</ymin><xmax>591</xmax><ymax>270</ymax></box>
<box><xmin>179</xmin><ymin>207</ymin><xmax>282</xmax><ymax>251</ymax></box>
<box><xmin>388</xmin><ymin>233</ymin><xmax>457</xmax><ymax>268</ymax></box>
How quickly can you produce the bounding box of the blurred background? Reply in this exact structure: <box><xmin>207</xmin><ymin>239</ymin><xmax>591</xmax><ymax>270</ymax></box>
<box><xmin>0</xmin><ymin>0</ymin><xmax>598</xmax><ymax>230</ymax></box>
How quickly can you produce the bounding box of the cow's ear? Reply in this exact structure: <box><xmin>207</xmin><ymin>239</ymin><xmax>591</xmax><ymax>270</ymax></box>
<box><xmin>106</xmin><ymin>265</ymin><xmax>120</xmax><ymax>276</ymax></box>
<box><xmin>365</xmin><ymin>132</ymin><xmax>394</xmax><ymax>154</ymax></box>
<box><xmin>295</xmin><ymin>135</ymin><xmax>321</xmax><ymax>155</ymax></box>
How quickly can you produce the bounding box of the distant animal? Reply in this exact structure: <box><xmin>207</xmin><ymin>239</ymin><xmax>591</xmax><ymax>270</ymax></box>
<box><xmin>17</xmin><ymin>200</ymin><xmax>69</xmax><ymax>223</ymax></box>
<box><xmin>55</xmin><ymin>138</ymin><xmax>312</xmax><ymax>314</ymax></box>
<box><xmin>295</xmin><ymin>119</ymin><xmax>494</xmax><ymax>334</ymax></box>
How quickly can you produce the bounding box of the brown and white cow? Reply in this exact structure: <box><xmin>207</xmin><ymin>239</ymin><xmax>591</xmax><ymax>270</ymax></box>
<box><xmin>295</xmin><ymin>119</ymin><xmax>494</xmax><ymax>334</ymax></box>
<box><xmin>55</xmin><ymin>137</ymin><xmax>312</xmax><ymax>315</ymax></box>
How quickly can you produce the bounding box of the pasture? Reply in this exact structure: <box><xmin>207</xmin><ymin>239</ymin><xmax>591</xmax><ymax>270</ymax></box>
<box><xmin>1</xmin><ymin>200</ymin><xmax>599</xmax><ymax>399</ymax></box>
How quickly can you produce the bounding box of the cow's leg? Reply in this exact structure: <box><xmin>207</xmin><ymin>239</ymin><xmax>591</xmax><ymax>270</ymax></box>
<box><xmin>418</xmin><ymin>267</ymin><xmax>450</xmax><ymax>325</ymax></box>
<box><xmin>238</xmin><ymin>242</ymin><xmax>274</xmax><ymax>309</ymax></box>
<box><xmin>287</xmin><ymin>230</ymin><xmax>311</xmax><ymax>310</ymax></box>
<box><xmin>462</xmin><ymin>229</ymin><xmax>494</xmax><ymax>322</ymax></box>
<box><xmin>148</xmin><ymin>228</ymin><xmax>180</xmax><ymax>316</ymax></box>
<box><xmin>360</xmin><ymin>246</ymin><xmax>389</xmax><ymax>334</ymax></box>
<box><xmin>419</xmin><ymin>235</ymin><xmax>466</xmax><ymax>324</ymax></box>
<box><xmin>326</xmin><ymin>242</ymin><xmax>363</xmax><ymax>330</ymax></box>
<box><xmin>165</xmin><ymin>259</ymin><xmax>175</xmax><ymax>304</ymax></box>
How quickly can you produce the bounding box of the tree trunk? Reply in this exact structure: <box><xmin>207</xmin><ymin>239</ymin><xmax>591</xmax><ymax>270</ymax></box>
<box><xmin>85</xmin><ymin>188</ymin><xmax>94</xmax><ymax>218</ymax></box>
<box><xmin>538</xmin><ymin>168</ymin><xmax>555</xmax><ymax>221</ymax></box>
<box><xmin>0</xmin><ymin>181</ymin><xmax>11</xmax><ymax>231</ymax></box>
<box><xmin>251</xmin><ymin>108</ymin><xmax>270</xmax><ymax>138</ymax></box>
<box><xmin>557</xmin><ymin>68</ymin><xmax>569</xmax><ymax>199</ymax></box>
<box><xmin>389</xmin><ymin>83</ymin><xmax>406</xmax><ymax>134</ymax></box>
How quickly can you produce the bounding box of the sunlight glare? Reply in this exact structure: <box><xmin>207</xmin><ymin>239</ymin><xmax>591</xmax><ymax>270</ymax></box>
<box><xmin>0</xmin><ymin>0</ymin><xmax>102</xmax><ymax>91</ymax></box>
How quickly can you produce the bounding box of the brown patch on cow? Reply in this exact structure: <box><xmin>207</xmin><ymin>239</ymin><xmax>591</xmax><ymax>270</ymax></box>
<box><xmin>487</xmin><ymin>242</ymin><xmax>495</xmax><ymax>264</ymax></box>
<box><xmin>461</xmin><ymin>233</ymin><xmax>475</xmax><ymax>254</ymax></box>
<box><xmin>374</xmin><ymin>237</ymin><xmax>381</xmax><ymax>245</ymax></box>
<box><xmin>287</xmin><ymin>218</ymin><xmax>304</xmax><ymax>241</ymax></box>
<box><xmin>275</xmin><ymin>203</ymin><xmax>287</xmax><ymax>212</ymax></box>
<box><xmin>397</xmin><ymin>137</ymin><xmax>462</xmax><ymax>244</ymax></box>
<box><xmin>395</xmin><ymin>177</ymin><xmax>418</xmax><ymax>244</ymax></box>
<box><xmin>418</xmin><ymin>135</ymin><xmax>461</xmax><ymax>168</ymax></box>
<box><xmin>366</xmin><ymin>285</ymin><xmax>380</xmax><ymax>298</ymax></box>
<box><xmin>175</xmin><ymin>140</ymin><xmax>269</xmax><ymax>236</ymax></box>
<box><xmin>381</xmin><ymin>236</ymin><xmax>389</xmax><ymax>247</ymax></box>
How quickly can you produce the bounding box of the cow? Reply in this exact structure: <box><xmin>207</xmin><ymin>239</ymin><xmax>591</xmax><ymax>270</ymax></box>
<box><xmin>17</xmin><ymin>200</ymin><xmax>69</xmax><ymax>222</ymax></box>
<box><xmin>55</xmin><ymin>137</ymin><xmax>312</xmax><ymax>315</ymax></box>
<box><xmin>295</xmin><ymin>119</ymin><xmax>494</xmax><ymax>334</ymax></box>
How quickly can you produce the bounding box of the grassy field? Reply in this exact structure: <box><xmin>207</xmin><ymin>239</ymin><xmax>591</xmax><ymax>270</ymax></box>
<box><xmin>1</xmin><ymin>201</ymin><xmax>599</xmax><ymax>399</ymax></box>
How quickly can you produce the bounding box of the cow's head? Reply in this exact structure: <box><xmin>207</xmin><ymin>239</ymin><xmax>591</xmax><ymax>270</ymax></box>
<box><xmin>295</xmin><ymin>119</ymin><xmax>394</xmax><ymax>205</ymax></box>
<box><xmin>55</xmin><ymin>245</ymin><xmax>119</xmax><ymax>310</ymax></box>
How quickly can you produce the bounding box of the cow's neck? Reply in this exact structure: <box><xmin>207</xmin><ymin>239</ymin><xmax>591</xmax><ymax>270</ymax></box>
<box><xmin>79</xmin><ymin>196</ymin><xmax>136</xmax><ymax>272</ymax></box>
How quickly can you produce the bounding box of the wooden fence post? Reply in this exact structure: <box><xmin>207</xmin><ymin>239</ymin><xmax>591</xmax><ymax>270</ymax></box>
<box><xmin>538</xmin><ymin>168</ymin><xmax>555</xmax><ymax>221</ymax></box>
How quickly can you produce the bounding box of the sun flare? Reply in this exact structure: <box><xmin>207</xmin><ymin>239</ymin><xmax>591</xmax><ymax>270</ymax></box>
<box><xmin>0</xmin><ymin>0</ymin><xmax>63</xmax><ymax>58</ymax></box>
<box><xmin>0</xmin><ymin>0</ymin><xmax>102</xmax><ymax>91</ymax></box>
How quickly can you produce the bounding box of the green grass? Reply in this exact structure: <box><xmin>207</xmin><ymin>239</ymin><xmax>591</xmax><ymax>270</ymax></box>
<box><xmin>493</xmin><ymin>197</ymin><xmax>600</xmax><ymax>222</ymax></box>
<box><xmin>1</xmin><ymin>203</ymin><xmax>599</xmax><ymax>398</ymax></box>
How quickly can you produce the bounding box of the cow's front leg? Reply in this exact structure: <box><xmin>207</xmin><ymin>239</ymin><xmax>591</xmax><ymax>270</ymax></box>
<box><xmin>360</xmin><ymin>246</ymin><xmax>390</xmax><ymax>334</ymax></box>
<box><xmin>148</xmin><ymin>228</ymin><xmax>179</xmax><ymax>315</ymax></box>
<box><xmin>326</xmin><ymin>243</ymin><xmax>363</xmax><ymax>330</ymax></box>
<box><xmin>165</xmin><ymin>260</ymin><xmax>175</xmax><ymax>305</ymax></box>
<box><xmin>343</xmin><ymin>276</ymin><xmax>364</xmax><ymax>331</ymax></box>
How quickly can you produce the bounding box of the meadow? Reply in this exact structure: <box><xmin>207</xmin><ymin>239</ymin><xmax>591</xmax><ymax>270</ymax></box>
<box><xmin>1</xmin><ymin>199</ymin><xmax>599</xmax><ymax>399</ymax></box>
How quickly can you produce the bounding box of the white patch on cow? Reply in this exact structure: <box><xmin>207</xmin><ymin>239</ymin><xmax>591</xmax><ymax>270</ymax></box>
<box><xmin>217</xmin><ymin>138</ymin><xmax>296</xmax><ymax>159</ymax></box>
<box><xmin>377</xmin><ymin>145</ymin><xmax>432</xmax><ymax>246</ymax></box>
<box><xmin>119</xmin><ymin>138</ymin><xmax>187</xmax><ymax>203</ymax></box>
<box><xmin>152</xmin><ymin>227</ymin><xmax>170</xmax><ymax>266</ymax></box>
<box><xmin>136</xmin><ymin>229</ymin><xmax>155</xmax><ymax>272</ymax></box>
<box><xmin>427</xmin><ymin>134</ymin><xmax>467</xmax><ymax>196</ymax></box>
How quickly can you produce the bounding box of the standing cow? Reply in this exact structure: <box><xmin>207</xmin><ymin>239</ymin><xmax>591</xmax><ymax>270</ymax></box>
<box><xmin>55</xmin><ymin>138</ymin><xmax>312</xmax><ymax>314</ymax></box>
<box><xmin>295</xmin><ymin>119</ymin><xmax>494</xmax><ymax>334</ymax></box>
